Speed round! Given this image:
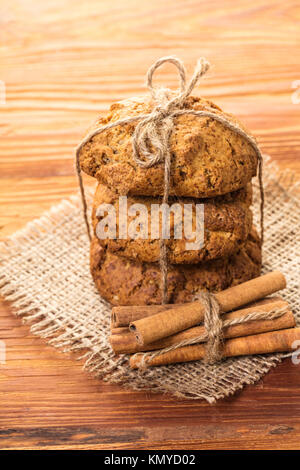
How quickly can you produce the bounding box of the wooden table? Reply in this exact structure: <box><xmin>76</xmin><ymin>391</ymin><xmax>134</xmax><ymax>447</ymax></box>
<box><xmin>0</xmin><ymin>0</ymin><xmax>299</xmax><ymax>450</ymax></box>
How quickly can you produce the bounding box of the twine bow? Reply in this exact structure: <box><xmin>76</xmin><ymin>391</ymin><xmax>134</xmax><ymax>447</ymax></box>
<box><xmin>132</xmin><ymin>56</ymin><xmax>210</xmax><ymax>170</ymax></box>
<box><xmin>76</xmin><ymin>56</ymin><xmax>265</xmax><ymax>363</ymax></box>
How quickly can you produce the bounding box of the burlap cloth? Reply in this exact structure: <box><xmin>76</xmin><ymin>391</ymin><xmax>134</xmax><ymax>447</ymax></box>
<box><xmin>0</xmin><ymin>157</ymin><xmax>299</xmax><ymax>402</ymax></box>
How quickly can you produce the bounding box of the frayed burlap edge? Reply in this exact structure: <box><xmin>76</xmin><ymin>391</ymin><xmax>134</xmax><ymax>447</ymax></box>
<box><xmin>0</xmin><ymin>156</ymin><xmax>299</xmax><ymax>403</ymax></box>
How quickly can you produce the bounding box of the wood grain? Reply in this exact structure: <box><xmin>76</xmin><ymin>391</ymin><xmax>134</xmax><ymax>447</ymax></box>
<box><xmin>0</xmin><ymin>0</ymin><xmax>299</xmax><ymax>450</ymax></box>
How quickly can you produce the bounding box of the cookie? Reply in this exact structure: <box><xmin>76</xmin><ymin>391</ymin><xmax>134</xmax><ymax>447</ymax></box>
<box><xmin>92</xmin><ymin>183</ymin><xmax>253</xmax><ymax>264</ymax></box>
<box><xmin>90</xmin><ymin>227</ymin><xmax>261</xmax><ymax>306</ymax></box>
<box><xmin>79</xmin><ymin>95</ymin><xmax>258</xmax><ymax>198</ymax></box>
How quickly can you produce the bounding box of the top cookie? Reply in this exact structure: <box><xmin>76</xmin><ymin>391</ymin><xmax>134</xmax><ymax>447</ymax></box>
<box><xmin>79</xmin><ymin>95</ymin><xmax>258</xmax><ymax>198</ymax></box>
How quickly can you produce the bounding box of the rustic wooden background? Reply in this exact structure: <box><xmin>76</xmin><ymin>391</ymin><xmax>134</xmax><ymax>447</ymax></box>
<box><xmin>0</xmin><ymin>0</ymin><xmax>299</xmax><ymax>450</ymax></box>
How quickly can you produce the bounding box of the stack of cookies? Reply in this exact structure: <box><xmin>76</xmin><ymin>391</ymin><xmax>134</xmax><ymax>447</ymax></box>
<box><xmin>79</xmin><ymin>95</ymin><xmax>262</xmax><ymax>306</ymax></box>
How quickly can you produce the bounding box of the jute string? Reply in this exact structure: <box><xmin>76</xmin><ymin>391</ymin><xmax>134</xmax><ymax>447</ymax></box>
<box><xmin>75</xmin><ymin>56</ymin><xmax>266</xmax><ymax>364</ymax></box>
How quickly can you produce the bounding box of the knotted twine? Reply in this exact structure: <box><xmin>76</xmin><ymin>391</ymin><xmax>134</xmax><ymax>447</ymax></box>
<box><xmin>75</xmin><ymin>56</ymin><xmax>267</xmax><ymax>364</ymax></box>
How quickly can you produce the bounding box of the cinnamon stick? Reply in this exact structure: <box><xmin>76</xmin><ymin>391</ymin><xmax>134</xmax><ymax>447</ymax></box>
<box><xmin>129</xmin><ymin>271</ymin><xmax>286</xmax><ymax>345</ymax></box>
<box><xmin>110</xmin><ymin>327</ymin><xmax>129</xmax><ymax>335</ymax></box>
<box><xmin>112</xmin><ymin>274</ymin><xmax>286</xmax><ymax>330</ymax></box>
<box><xmin>130</xmin><ymin>327</ymin><xmax>300</xmax><ymax>368</ymax></box>
<box><xmin>111</xmin><ymin>304</ymin><xmax>175</xmax><ymax>329</ymax></box>
<box><xmin>112</xmin><ymin>296</ymin><xmax>282</xmax><ymax>328</ymax></box>
<box><xmin>110</xmin><ymin>299</ymin><xmax>294</xmax><ymax>354</ymax></box>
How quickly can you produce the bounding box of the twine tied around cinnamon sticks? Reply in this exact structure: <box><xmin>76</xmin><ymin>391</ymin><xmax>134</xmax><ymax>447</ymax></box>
<box><xmin>134</xmin><ymin>296</ymin><xmax>289</xmax><ymax>368</ymax></box>
<box><xmin>76</xmin><ymin>56</ymin><xmax>265</xmax><ymax>364</ymax></box>
<box><xmin>125</xmin><ymin>272</ymin><xmax>291</xmax><ymax>367</ymax></box>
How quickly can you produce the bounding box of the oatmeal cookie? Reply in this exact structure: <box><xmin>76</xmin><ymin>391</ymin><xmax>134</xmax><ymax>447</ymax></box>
<box><xmin>90</xmin><ymin>227</ymin><xmax>261</xmax><ymax>306</ymax></box>
<box><xmin>92</xmin><ymin>183</ymin><xmax>253</xmax><ymax>264</ymax></box>
<box><xmin>79</xmin><ymin>95</ymin><xmax>258</xmax><ymax>198</ymax></box>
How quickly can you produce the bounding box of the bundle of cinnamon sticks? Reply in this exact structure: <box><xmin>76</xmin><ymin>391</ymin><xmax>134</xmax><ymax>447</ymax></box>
<box><xmin>109</xmin><ymin>271</ymin><xmax>299</xmax><ymax>369</ymax></box>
